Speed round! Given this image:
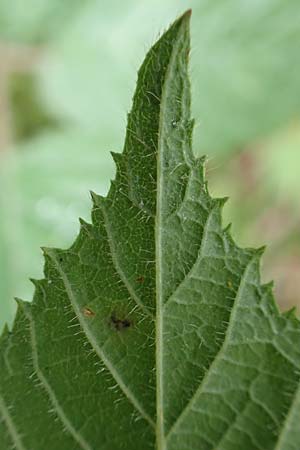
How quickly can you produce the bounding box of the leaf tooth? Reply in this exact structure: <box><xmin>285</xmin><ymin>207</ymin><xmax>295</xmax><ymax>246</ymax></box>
<box><xmin>256</xmin><ymin>245</ymin><xmax>267</xmax><ymax>257</ymax></box>
<box><xmin>14</xmin><ymin>297</ymin><xmax>29</xmax><ymax>310</ymax></box>
<box><xmin>186</xmin><ymin>117</ymin><xmax>195</xmax><ymax>135</ymax></box>
<box><xmin>78</xmin><ymin>217</ymin><xmax>88</xmax><ymax>226</ymax></box>
<box><xmin>215</xmin><ymin>196</ymin><xmax>229</xmax><ymax>208</ymax></box>
<box><xmin>41</xmin><ymin>247</ymin><xmax>66</xmax><ymax>270</ymax></box>
<box><xmin>110</xmin><ymin>151</ymin><xmax>122</xmax><ymax>164</ymax></box>
<box><xmin>29</xmin><ymin>277</ymin><xmax>41</xmax><ymax>288</ymax></box>
<box><xmin>40</xmin><ymin>245</ymin><xmax>51</xmax><ymax>256</ymax></box>
<box><xmin>89</xmin><ymin>189</ymin><xmax>98</xmax><ymax>203</ymax></box>
<box><xmin>2</xmin><ymin>323</ymin><xmax>9</xmax><ymax>335</ymax></box>
<box><xmin>283</xmin><ymin>307</ymin><xmax>298</xmax><ymax>320</ymax></box>
<box><xmin>195</xmin><ymin>154</ymin><xmax>207</xmax><ymax>165</ymax></box>
<box><xmin>78</xmin><ymin>217</ymin><xmax>93</xmax><ymax>235</ymax></box>
<box><xmin>259</xmin><ymin>282</ymin><xmax>279</xmax><ymax>314</ymax></box>
<box><xmin>223</xmin><ymin>222</ymin><xmax>232</xmax><ymax>233</ymax></box>
<box><xmin>14</xmin><ymin>297</ymin><xmax>32</xmax><ymax>317</ymax></box>
<box><xmin>0</xmin><ymin>323</ymin><xmax>10</xmax><ymax>343</ymax></box>
<box><xmin>263</xmin><ymin>280</ymin><xmax>275</xmax><ymax>290</ymax></box>
<box><xmin>89</xmin><ymin>190</ymin><xmax>103</xmax><ymax>206</ymax></box>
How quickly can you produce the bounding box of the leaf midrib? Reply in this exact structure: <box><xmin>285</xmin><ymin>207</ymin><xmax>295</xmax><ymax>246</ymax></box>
<box><xmin>155</xmin><ymin>17</ymin><xmax>188</xmax><ymax>450</ymax></box>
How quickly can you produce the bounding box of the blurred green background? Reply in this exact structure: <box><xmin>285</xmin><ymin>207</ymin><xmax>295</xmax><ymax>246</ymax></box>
<box><xmin>1</xmin><ymin>0</ymin><xmax>300</xmax><ymax>330</ymax></box>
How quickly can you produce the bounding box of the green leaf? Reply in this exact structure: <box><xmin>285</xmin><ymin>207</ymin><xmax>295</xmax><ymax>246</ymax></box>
<box><xmin>1</xmin><ymin>11</ymin><xmax>300</xmax><ymax>450</ymax></box>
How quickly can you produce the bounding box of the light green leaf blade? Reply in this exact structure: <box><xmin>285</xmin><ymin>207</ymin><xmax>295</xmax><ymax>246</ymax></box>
<box><xmin>1</xmin><ymin>11</ymin><xmax>300</xmax><ymax>450</ymax></box>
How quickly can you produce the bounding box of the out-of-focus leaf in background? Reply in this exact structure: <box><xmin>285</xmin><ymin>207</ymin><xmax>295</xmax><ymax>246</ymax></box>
<box><xmin>38</xmin><ymin>0</ymin><xmax>300</xmax><ymax>155</ymax></box>
<box><xmin>0</xmin><ymin>0</ymin><xmax>300</xmax><ymax>329</ymax></box>
<box><xmin>0</xmin><ymin>130</ymin><xmax>114</xmax><ymax>325</ymax></box>
<box><xmin>0</xmin><ymin>0</ymin><xmax>86</xmax><ymax>43</ymax></box>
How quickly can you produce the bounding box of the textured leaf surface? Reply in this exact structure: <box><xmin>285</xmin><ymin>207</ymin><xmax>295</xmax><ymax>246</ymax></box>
<box><xmin>1</xmin><ymin>11</ymin><xmax>300</xmax><ymax>450</ymax></box>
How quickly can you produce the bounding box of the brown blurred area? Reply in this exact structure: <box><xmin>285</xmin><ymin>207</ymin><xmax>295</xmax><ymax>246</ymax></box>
<box><xmin>208</xmin><ymin>142</ymin><xmax>300</xmax><ymax>313</ymax></box>
<box><xmin>0</xmin><ymin>42</ymin><xmax>42</xmax><ymax>151</ymax></box>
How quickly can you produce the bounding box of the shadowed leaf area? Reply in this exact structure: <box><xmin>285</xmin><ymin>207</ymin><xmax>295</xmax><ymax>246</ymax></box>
<box><xmin>1</xmin><ymin>11</ymin><xmax>300</xmax><ymax>450</ymax></box>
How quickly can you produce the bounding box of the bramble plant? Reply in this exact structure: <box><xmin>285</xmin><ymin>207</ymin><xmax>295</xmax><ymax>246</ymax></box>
<box><xmin>1</xmin><ymin>10</ymin><xmax>300</xmax><ymax>450</ymax></box>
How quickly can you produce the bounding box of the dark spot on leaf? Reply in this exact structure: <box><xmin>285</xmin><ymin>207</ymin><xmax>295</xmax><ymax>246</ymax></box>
<box><xmin>83</xmin><ymin>307</ymin><xmax>96</xmax><ymax>317</ymax></box>
<box><xmin>110</xmin><ymin>314</ymin><xmax>132</xmax><ymax>331</ymax></box>
<box><xmin>136</xmin><ymin>276</ymin><xmax>145</xmax><ymax>283</ymax></box>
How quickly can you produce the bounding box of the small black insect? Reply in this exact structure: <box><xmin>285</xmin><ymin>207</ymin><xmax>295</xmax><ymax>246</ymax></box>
<box><xmin>110</xmin><ymin>314</ymin><xmax>132</xmax><ymax>331</ymax></box>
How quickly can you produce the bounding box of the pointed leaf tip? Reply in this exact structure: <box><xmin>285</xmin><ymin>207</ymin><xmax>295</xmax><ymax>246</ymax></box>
<box><xmin>177</xmin><ymin>9</ymin><xmax>192</xmax><ymax>28</ymax></box>
<box><xmin>182</xmin><ymin>9</ymin><xmax>192</xmax><ymax>19</ymax></box>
